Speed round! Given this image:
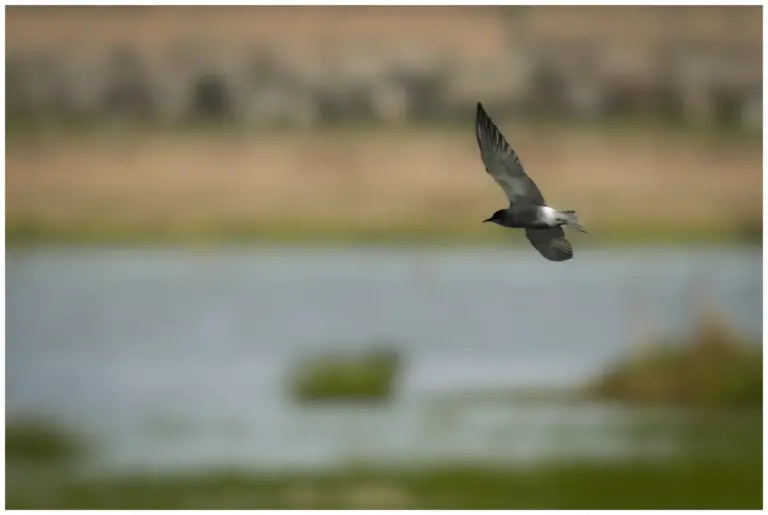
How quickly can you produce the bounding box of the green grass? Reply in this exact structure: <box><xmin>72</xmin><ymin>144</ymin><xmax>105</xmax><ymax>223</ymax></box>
<box><xmin>6</xmin><ymin>454</ymin><xmax>762</xmax><ymax>509</ymax></box>
<box><xmin>6</xmin><ymin>406</ymin><xmax>760</xmax><ymax>509</ymax></box>
<box><xmin>6</xmin><ymin>407</ymin><xmax>761</xmax><ymax>509</ymax></box>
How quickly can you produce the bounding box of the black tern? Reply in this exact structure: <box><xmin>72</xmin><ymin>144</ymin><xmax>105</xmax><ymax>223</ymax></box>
<box><xmin>474</xmin><ymin>102</ymin><xmax>587</xmax><ymax>261</ymax></box>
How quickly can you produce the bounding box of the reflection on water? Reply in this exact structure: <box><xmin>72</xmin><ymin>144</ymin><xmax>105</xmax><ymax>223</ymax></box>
<box><xmin>6</xmin><ymin>245</ymin><xmax>762</xmax><ymax>473</ymax></box>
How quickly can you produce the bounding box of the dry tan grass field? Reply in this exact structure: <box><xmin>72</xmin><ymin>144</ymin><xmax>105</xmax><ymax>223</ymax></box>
<box><xmin>6</xmin><ymin>127</ymin><xmax>761</xmax><ymax>242</ymax></box>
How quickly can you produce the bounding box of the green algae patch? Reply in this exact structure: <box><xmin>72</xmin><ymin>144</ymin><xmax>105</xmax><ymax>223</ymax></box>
<box><xmin>289</xmin><ymin>346</ymin><xmax>401</xmax><ymax>404</ymax></box>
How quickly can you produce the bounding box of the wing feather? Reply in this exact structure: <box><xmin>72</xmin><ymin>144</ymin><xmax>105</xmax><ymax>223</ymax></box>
<box><xmin>475</xmin><ymin>102</ymin><xmax>545</xmax><ymax>205</ymax></box>
<box><xmin>525</xmin><ymin>227</ymin><xmax>574</xmax><ymax>262</ymax></box>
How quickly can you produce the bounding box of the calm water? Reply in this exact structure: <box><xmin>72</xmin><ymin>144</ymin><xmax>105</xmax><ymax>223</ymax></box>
<box><xmin>6</xmin><ymin>245</ymin><xmax>762</xmax><ymax>474</ymax></box>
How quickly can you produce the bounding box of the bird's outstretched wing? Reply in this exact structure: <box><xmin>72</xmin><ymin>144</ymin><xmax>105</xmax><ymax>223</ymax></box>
<box><xmin>525</xmin><ymin>227</ymin><xmax>573</xmax><ymax>262</ymax></box>
<box><xmin>475</xmin><ymin>102</ymin><xmax>545</xmax><ymax>206</ymax></box>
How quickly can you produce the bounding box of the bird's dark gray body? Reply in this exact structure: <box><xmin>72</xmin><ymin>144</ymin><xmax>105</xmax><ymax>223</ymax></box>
<box><xmin>487</xmin><ymin>204</ymin><xmax>552</xmax><ymax>229</ymax></box>
<box><xmin>474</xmin><ymin>102</ymin><xmax>587</xmax><ymax>261</ymax></box>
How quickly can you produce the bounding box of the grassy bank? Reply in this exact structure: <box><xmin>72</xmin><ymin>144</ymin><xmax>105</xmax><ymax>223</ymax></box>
<box><xmin>7</xmin><ymin>400</ymin><xmax>761</xmax><ymax>509</ymax></box>
<box><xmin>7</xmin><ymin>453</ymin><xmax>761</xmax><ymax>509</ymax></box>
<box><xmin>5</xmin><ymin>217</ymin><xmax>761</xmax><ymax>248</ymax></box>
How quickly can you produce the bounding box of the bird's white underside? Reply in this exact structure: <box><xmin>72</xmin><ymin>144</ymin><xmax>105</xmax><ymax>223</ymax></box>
<box><xmin>539</xmin><ymin>205</ymin><xmax>560</xmax><ymax>226</ymax></box>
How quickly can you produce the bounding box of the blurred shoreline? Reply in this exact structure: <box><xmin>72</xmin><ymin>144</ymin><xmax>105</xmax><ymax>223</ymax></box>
<box><xmin>7</xmin><ymin>406</ymin><xmax>762</xmax><ymax>509</ymax></box>
<box><xmin>6</xmin><ymin>221</ymin><xmax>760</xmax><ymax>248</ymax></box>
<box><xmin>8</xmin><ymin>457</ymin><xmax>762</xmax><ymax>509</ymax></box>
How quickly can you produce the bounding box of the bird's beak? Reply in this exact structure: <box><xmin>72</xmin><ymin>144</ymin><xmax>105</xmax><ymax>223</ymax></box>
<box><xmin>482</xmin><ymin>218</ymin><xmax>492</xmax><ymax>223</ymax></box>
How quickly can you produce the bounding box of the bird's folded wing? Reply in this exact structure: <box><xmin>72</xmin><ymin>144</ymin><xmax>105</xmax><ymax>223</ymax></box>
<box><xmin>475</xmin><ymin>103</ymin><xmax>545</xmax><ymax>205</ymax></box>
<box><xmin>525</xmin><ymin>227</ymin><xmax>574</xmax><ymax>262</ymax></box>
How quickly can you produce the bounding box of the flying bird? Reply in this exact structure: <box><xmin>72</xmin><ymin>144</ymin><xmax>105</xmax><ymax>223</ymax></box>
<box><xmin>474</xmin><ymin>102</ymin><xmax>587</xmax><ymax>261</ymax></box>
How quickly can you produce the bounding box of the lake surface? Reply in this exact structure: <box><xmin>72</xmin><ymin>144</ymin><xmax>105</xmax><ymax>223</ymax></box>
<box><xmin>6</xmin><ymin>245</ymin><xmax>762</xmax><ymax>474</ymax></box>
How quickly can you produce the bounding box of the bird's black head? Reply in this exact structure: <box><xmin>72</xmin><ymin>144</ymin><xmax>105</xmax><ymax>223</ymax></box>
<box><xmin>482</xmin><ymin>209</ymin><xmax>506</xmax><ymax>225</ymax></box>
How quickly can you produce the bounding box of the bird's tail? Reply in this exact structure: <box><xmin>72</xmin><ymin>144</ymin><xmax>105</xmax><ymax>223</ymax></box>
<box><xmin>561</xmin><ymin>210</ymin><xmax>588</xmax><ymax>233</ymax></box>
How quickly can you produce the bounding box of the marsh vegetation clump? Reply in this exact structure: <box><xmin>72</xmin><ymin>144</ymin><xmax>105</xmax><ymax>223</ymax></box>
<box><xmin>290</xmin><ymin>345</ymin><xmax>401</xmax><ymax>403</ymax></box>
<box><xmin>585</xmin><ymin>306</ymin><xmax>761</xmax><ymax>409</ymax></box>
<box><xmin>6</xmin><ymin>418</ymin><xmax>86</xmax><ymax>465</ymax></box>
